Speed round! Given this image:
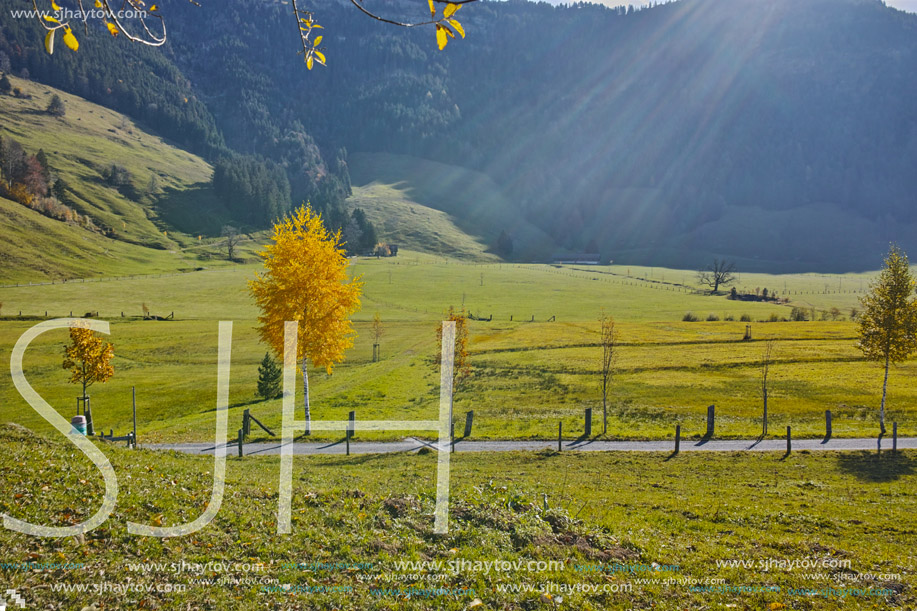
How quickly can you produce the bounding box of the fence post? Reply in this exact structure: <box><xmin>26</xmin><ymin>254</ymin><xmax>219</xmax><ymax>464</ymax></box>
<box><xmin>558</xmin><ymin>421</ymin><xmax>562</xmax><ymax>452</ymax></box>
<box><xmin>825</xmin><ymin>410</ymin><xmax>832</xmax><ymax>439</ymax></box>
<box><xmin>706</xmin><ymin>405</ymin><xmax>715</xmax><ymax>437</ymax></box>
<box><xmin>85</xmin><ymin>397</ymin><xmax>93</xmax><ymax>436</ymax></box>
<box><xmin>463</xmin><ymin>411</ymin><xmax>474</xmax><ymax>438</ymax></box>
<box><xmin>347</xmin><ymin>410</ymin><xmax>355</xmax><ymax>456</ymax></box>
<box><xmin>237</xmin><ymin>429</ymin><xmax>244</xmax><ymax>457</ymax></box>
<box><xmin>132</xmin><ymin>387</ymin><xmax>137</xmax><ymax>449</ymax></box>
<box><xmin>893</xmin><ymin>422</ymin><xmax>897</xmax><ymax>453</ymax></box>
<box><xmin>585</xmin><ymin>408</ymin><xmax>592</xmax><ymax>437</ymax></box>
<box><xmin>786</xmin><ymin>426</ymin><xmax>792</xmax><ymax>456</ymax></box>
<box><xmin>243</xmin><ymin>409</ymin><xmax>251</xmax><ymax>438</ymax></box>
<box><xmin>675</xmin><ymin>424</ymin><xmax>680</xmax><ymax>455</ymax></box>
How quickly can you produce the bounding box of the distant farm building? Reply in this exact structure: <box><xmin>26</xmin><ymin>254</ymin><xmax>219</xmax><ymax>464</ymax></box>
<box><xmin>552</xmin><ymin>253</ymin><xmax>602</xmax><ymax>265</ymax></box>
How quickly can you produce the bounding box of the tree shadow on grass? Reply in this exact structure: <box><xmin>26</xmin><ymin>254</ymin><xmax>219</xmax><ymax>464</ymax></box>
<box><xmin>318</xmin><ymin>450</ymin><xmax>418</xmax><ymax>468</ymax></box>
<box><xmin>835</xmin><ymin>451</ymin><xmax>916</xmax><ymax>483</ymax></box>
<box><xmin>155</xmin><ymin>183</ymin><xmax>232</xmax><ymax>236</ymax></box>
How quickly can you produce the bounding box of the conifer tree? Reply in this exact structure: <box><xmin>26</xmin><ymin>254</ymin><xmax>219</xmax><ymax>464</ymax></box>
<box><xmin>256</xmin><ymin>352</ymin><xmax>283</xmax><ymax>400</ymax></box>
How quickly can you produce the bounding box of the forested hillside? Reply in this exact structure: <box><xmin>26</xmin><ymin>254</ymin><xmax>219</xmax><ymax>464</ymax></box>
<box><xmin>3</xmin><ymin>0</ymin><xmax>917</xmax><ymax>269</ymax></box>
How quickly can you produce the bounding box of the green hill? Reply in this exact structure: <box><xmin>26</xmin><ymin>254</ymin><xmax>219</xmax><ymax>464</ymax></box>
<box><xmin>0</xmin><ymin>76</ymin><xmax>246</xmax><ymax>283</ymax></box>
<box><xmin>348</xmin><ymin>153</ymin><xmax>556</xmax><ymax>261</ymax></box>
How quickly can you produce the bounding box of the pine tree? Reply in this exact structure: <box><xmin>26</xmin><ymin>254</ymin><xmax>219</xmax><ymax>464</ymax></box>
<box><xmin>256</xmin><ymin>352</ymin><xmax>283</xmax><ymax>400</ymax></box>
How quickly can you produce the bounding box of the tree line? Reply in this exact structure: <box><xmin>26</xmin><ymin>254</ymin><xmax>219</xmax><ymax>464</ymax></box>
<box><xmin>0</xmin><ymin>133</ymin><xmax>98</xmax><ymax>230</ymax></box>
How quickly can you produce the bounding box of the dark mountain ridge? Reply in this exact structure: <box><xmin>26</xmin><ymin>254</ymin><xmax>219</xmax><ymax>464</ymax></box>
<box><xmin>2</xmin><ymin>0</ymin><xmax>916</xmax><ymax>270</ymax></box>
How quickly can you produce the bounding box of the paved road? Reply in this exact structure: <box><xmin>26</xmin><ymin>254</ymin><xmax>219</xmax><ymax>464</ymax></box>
<box><xmin>146</xmin><ymin>436</ymin><xmax>915</xmax><ymax>456</ymax></box>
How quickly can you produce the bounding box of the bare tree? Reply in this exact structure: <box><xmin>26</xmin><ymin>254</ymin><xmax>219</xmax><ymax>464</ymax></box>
<box><xmin>761</xmin><ymin>340</ymin><xmax>775</xmax><ymax>436</ymax></box>
<box><xmin>698</xmin><ymin>259</ymin><xmax>737</xmax><ymax>293</ymax></box>
<box><xmin>222</xmin><ymin>225</ymin><xmax>240</xmax><ymax>262</ymax></box>
<box><xmin>599</xmin><ymin>310</ymin><xmax>619</xmax><ymax>435</ymax></box>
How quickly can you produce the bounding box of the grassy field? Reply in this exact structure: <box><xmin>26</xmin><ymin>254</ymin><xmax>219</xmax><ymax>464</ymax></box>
<box><xmin>0</xmin><ymin>423</ymin><xmax>912</xmax><ymax>609</ymax></box>
<box><xmin>0</xmin><ymin>255</ymin><xmax>911</xmax><ymax>443</ymax></box>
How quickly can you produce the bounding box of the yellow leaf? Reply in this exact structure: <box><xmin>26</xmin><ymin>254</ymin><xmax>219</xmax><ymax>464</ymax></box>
<box><xmin>51</xmin><ymin>1</ymin><xmax>61</xmax><ymax>9</ymax></box>
<box><xmin>307</xmin><ymin>55</ymin><xmax>314</xmax><ymax>70</ymax></box>
<box><xmin>63</xmin><ymin>27</ymin><xmax>79</xmax><ymax>51</ymax></box>
<box><xmin>443</xmin><ymin>24</ymin><xmax>455</xmax><ymax>38</ymax></box>
<box><xmin>314</xmin><ymin>51</ymin><xmax>326</xmax><ymax>64</ymax></box>
<box><xmin>428</xmin><ymin>0</ymin><xmax>435</xmax><ymax>17</ymax></box>
<box><xmin>94</xmin><ymin>0</ymin><xmax>101</xmax><ymax>6</ymax></box>
<box><xmin>313</xmin><ymin>35</ymin><xmax>322</xmax><ymax>46</ymax></box>
<box><xmin>105</xmin><ymin>21</ymin><xmax>118</xmax><ymax>37</ymax></box>
<box><xmin>149</xmin><ymin>4</ymin><xmax>158</xmax><ymax>10</ymax></box>
<box><xmin>42</xmin><ymin>14</ymin><xmax>59</xmax><ymax>23</ymax></box>
<box><xmin>447</xmin><ymin>18</ymin><xmax>464</xmax><ymax>38</ymax></box>
<box><xmin>44</xmin><ymin>30</ymin><xmax>55</xmax><ymax>55</ymax></box>
<box><xmin>312</xmin><ymin>24</ymin><xmax>323</xmax><ymax>28</ymax></box>
<box><xmin>436</xmin><ymin>24</ymin><xmax>448</xmax><ymax>50</ymax></box>
<box><xmin>443</xmin><ymin>3</ymin><xmax>459</xmax><ymax>18</ymax></box>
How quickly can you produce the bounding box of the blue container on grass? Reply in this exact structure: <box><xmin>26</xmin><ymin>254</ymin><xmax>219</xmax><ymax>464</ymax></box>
<box><xmin>71</xmin><ymin>415</ymin><xmax>87</xmax><ymax>435</ymax></box>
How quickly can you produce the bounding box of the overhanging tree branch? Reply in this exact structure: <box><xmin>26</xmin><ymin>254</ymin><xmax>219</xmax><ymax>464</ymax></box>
<box><xmin>31</xmin><ymin>0</ymin><xmax>475</xmax><ymax>63</ymax></box>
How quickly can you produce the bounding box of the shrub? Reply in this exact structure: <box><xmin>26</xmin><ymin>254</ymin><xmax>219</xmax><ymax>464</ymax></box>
<box><xmin>706</xmin><ymin>313</ymin><xmax>720</xmax><ymax>321</ymax></box>
<box><xmin>682</xmin><ymin>312</ymin><xmax>699</xmax><ymax>322</ymax></box>
<box><xmin>790</xmin><ymin>307</ymin><xmax>808</xmax><ymax>321</ymax></box>
<box><xmin>724</xmin><ymin>314</ymin><xmax>735</xmax><ymax>321</ymax></box>
<box><xmin>740</xmin><ymin>314</ymin><xmax>751</xmax><ymax>322</ymax></box>
<box><xmin>768</xmin><ymin>313</ymin><xmax>780</xmax><ymax>322</ymax></box>
<box><xmin>46</xmin><ymin>94</ymin><xmax>65</xmax><ymax>117</ymax></box>
<box><xmin>8</xmin><ymin>182</ymin><xmax>33</xmax><ymax>206</ymax></box>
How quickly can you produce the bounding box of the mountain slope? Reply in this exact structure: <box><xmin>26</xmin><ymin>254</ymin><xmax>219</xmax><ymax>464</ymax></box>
<box><xmin>163</xmin><ymin>0</ymin><xmax>917</xmax><ymax>270</ymax></box>
<box><xmin>0</xmin><ymin>77</ymin><xmax>244</xmax><ymax>282</ymax></box>
<box><xmin>5</xmin><ymin>0</ymin><xmax>917</xmax><ymax>269</ymax></box>
<box><xmin>348</xmin><ymin>153</ymin><xmax>555</xmax><ymax>260</ymax></box>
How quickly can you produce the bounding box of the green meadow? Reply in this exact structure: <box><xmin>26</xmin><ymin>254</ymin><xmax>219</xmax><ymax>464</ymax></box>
<box><xmin>1</xmin><ymin>255</ymin><xmax>912</xmax><ymax>443</ymax></box>
<box><xmin>0</xmin><ymin>423</ymin><xmax>913</xmax><ymax>609</ymax></box>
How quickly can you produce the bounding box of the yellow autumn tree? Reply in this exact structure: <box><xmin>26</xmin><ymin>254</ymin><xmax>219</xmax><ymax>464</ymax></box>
<box><xmin>856</xmin><ymin>245</ymin><xmax>917</xmax><ymax>435</ymax></box>
<box><xmin>62</xmin><ymin>326</ymin><xmax>115</xmax><ymax>399</ymax></box>
<box><xmin>435</xmin><ymin>305</ymin><xmax>471</xmax><ymax>386</ymax></box>
<box><xmin>248</xmin><ymin>204</ymin><xmax>362</xmax><ymax>434</ymax></box>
